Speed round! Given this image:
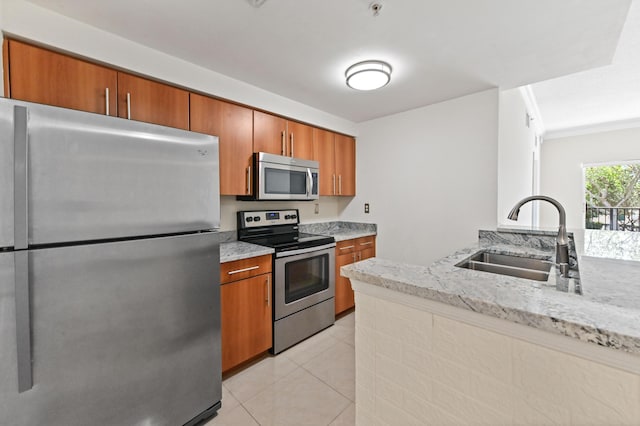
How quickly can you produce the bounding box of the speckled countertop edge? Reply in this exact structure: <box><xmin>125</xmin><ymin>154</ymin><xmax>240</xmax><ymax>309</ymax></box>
<box><xmin>220</xmin><ymin>241</ymin><xmax>274</xmax><ymax>263</ymax></box>
<box><xmin>342</xmin><ymin>236</ymin><xmax>640</xmax><ymax>356</ymax></box>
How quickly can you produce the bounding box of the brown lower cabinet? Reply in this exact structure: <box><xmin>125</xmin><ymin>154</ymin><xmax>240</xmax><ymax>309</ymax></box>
<box><xmin>220</xmin><ymin>255</ymin><xmax>272</xmax><ymax>373</ymax></box>
<box><xmin>335</xmin><ymin>235</ymin><xmax>376</xmax><ymax>315</ymax></box>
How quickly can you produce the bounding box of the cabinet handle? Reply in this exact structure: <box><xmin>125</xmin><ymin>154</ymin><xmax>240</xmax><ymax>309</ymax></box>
<box><xmin>105</xmin><ymin>88</ymin><xmax>110</xmax><ymax>116</ymax></box>
<box><xmin>266</xmin><ymin>276</ymin><xmax>270</xmax><ymax>306</ymax></box>
<box><xmin>352</xmin><ymin>253</ymin><xmax>357</xmax><ymax>262</ymax></box>
<box><xmin>358</xmin><ymin>252</ymin><xmax>362</xmax><ymax>261</ymax></box>
<box><xmin>339</xmin><ymin>175</ymin><xmax>342</xmax><ymax>195</ymax></box>
<box><xmin>126</xmin><ymin>92</ymin><xmax>131</xmax><ymax>119</ymax></box>
<box><xmin>360</xmin><ymin>241</ymin><xmax>373</xmax><ymax>246</ymax></box>
<box><xmin>290</xmin><ymin>133</ymin><xmax>294</xmax><ymax>157</ymax></box>
<box><xmin>246</xmin><ymin>166</ymin><xmax>251</xmax><ymax>195</ymax></box>
<box><xmin>227</xmin><ymin>265</ymin><xmax>260</xmax><ymax>275</ymax></box>
<box><xmin>281</xmin><ymin>131</ymin><xmax>286</xmax><ymax>156</ymax></box>
<box><xmin>339</xmin><ymin>245</ymin><xmax>355</xmax><ymax>250</ymax></box>
<box><xmin>332</xmin><ymin>174</ymin><xmax>336</xmax><ymax>195</ymax></box>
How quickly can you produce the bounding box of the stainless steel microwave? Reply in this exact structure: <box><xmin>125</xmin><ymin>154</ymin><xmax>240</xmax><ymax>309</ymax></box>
<box><xmin>238</xmin><ymin>152</ymin><xmax>319</xmax><ymax>201</ymax></box>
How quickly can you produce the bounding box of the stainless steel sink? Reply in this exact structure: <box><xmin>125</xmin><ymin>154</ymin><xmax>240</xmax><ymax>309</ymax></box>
<box><xmin>456</xmin><ymin>251</ymin><xmax>553</xmax><ymax>281</ymax></box>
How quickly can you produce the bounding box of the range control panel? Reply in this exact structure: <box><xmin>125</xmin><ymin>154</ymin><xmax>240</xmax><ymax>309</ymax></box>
<box><xmin>237</xmin><ymin>209</ymin><xmax>299</xmax><ymax>228</ymax></box>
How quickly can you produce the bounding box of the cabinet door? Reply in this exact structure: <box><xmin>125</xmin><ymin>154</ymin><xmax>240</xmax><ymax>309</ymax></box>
<box><xmin>6</xmin><ymin>39</ymin><xmax>117</xmax><ymax>116</ymax></box>
<box><xmin>287</xmin><ymin>121</ymin><xmax>314</xmax><ymax>160</ymax></box>
<box><xmin>335</xmin><ymin>134</ymin><xmax>356</xmax><ymax>196</ymax></box>
<box><xmin>335</xmin><ymin>251</ymin><xmax>356</xmax><ymax>315</ymax></box>
<box><xmin>117</xmin><ymin>72</ymin><xmax>189</xmax><ymax>130</ymax></box>
<box><xmin>253</xmin><ymin>110</ymin><xmax>287</xmax><ymax>156</ymax></box>
<box><xmin>221</xmin><ymin>274</ymin><xmax>272</xmax><ymax>372</ymax></box>
<box><xmin>190</xmin><ymin>94</ymin><xmax>253</xmax><ymax>195</ymax></box>
<box><xmin>313</xmin><ymin>128</ymin><xmax>336</xmax><ymax>196</ymax></box>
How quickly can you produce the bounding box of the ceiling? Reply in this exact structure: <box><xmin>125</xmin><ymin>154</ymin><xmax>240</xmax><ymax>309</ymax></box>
<box><xmin>531</xmin><ymin>0</ymin><xmax>640</xmax><ymax>137</ymax></box>
<box><xmin>24</xmin><ymin>0</ymin><xmax>631</xmax><ymax>123</ymax></box>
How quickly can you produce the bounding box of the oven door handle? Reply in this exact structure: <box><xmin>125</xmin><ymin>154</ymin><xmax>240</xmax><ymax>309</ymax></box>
<box><xmin>275</xmin><ymin>243</ymin><xmax>336</xmax><ymax>258</ymax></box>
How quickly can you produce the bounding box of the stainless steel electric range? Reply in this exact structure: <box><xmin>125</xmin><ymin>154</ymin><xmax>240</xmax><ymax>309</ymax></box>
<box><xmin>237</xmin><ymin>209</ymin><xmax>335</xmax><ymax>354</ymax></box>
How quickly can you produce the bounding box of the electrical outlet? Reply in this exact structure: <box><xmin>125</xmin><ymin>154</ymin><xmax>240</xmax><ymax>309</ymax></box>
<box><xmin>314</xmin><ymin>203</ymin><xmax>319</xmax><ymax>214</ymax></box>
<box><xmin>364</xmin><ymin>203</ymin><xmax>370</xmax><ymax>214</ymax></box>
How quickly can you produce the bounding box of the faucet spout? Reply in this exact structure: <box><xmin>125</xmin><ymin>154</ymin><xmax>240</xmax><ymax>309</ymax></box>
<box><xmin>507</xmin><ymin>195</ymin><xmax>570</xmax><ymax>276</ymax></box>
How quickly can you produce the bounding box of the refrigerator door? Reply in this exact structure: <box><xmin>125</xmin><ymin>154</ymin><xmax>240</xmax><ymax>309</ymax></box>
<box><xmin>0</xmin><ymin>233</ymin><xmax>221</xmax><ymax>426</ymax></box>
<box><xmin>4</xmin><ymin>98</ymin><xmax>220</xmax><ymax>246</ymax></box>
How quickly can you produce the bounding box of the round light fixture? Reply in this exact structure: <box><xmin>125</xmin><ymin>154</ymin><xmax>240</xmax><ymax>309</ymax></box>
<box><xmin>345</xmin><ymin>60</ymin><xmax>392</xmax><ymax>91</ymax></box>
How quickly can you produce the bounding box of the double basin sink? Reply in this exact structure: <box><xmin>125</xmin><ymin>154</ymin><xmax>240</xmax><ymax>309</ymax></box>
<box><xmin>456</xmin><ymin>251</ymin><xmax>553</xmax><ymax>281</ymax></box>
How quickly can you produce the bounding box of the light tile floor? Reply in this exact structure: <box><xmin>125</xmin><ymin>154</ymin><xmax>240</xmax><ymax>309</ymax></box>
<box><xmin>207</xmin><ymin>312</ymin><xmax>356</xmax><ymax>426</ymax></box>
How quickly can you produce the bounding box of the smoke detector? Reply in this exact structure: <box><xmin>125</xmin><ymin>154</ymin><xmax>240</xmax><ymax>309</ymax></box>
<box><xmin>247</xmin><ymin>0</ymin><xmax>267</xmax><ymax>8</ymax></box>
<box><xmin>370</xmin><ymin>2</ymin><xmax>383</xmax><ymax>16</ymax></box>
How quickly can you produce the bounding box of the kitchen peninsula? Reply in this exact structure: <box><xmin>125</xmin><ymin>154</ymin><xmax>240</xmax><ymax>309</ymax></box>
<box><xmin>342</xmin><ymin>229</ymin><xmax>640</xmax><ymax>425</ymax></box>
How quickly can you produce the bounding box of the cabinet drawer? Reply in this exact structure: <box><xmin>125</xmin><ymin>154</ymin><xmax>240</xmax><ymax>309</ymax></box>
<box><xmin>356</xmin><ymin>236</ymin><xmax>376</xmax><ymax>253</ymax></box>
<box><xmin>336</xmin><ymin>239</ymin><xmax>357</xmax><ymax>255</ymax></box>
<box><xmin>220</xmin><ymin>254</ymin><xmax>272</xmax><ymax>284</ymax></box>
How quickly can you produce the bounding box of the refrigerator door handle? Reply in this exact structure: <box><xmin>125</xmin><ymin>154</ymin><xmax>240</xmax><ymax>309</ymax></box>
<box><xmin>14</xmin><ymin>251</ymin><xmax>33</xmax><ymax>392</ymax></box>
<box><xmin>13</xmin><ymin>105</ymin><xmax>33</xmax><ymax>392</ymax></box>
<box><xmin>14</xmin><ymin>106</ymin><xmax>28</xmax><ymax>250</ymax></box>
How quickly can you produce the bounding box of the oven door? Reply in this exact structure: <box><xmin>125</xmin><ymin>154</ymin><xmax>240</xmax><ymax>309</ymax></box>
<box><xmin>273</xmin><ymin>244</ymin><xmax>335</xmax><ymax>320</ymax></box>
<box><xmin>257</xmin><ymin>160</ymin><xmax>319</xmax><ymax>201</ymax></box>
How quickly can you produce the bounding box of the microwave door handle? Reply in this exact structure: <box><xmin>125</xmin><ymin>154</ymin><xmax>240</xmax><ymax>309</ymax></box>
<box><xmin>306</xmin><ymin>168</ymin><xmax>312</xmax><ymax>197</ymax></box>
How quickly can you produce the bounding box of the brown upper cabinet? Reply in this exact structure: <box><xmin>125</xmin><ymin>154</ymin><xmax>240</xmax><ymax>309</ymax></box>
<box><xmin>190</xmin><ymin>94</ymin><xmax>254</xmax><ymax>196</ymax></box>
<box><xmin>313</xmin><ymin>128</ymin><xmax>336</xmax><ymax>196</ymax></box>
<box><xmin>4</xmin><ymin>39</ymin><xmax>189</xmax><ymax>130</ymax></box>
<box><xmin>335</xmin><ymin>134</ymin><xmax>356</xmax><ymax>196</ymax></box>
<box><xmin>253</xmin><ymin>110</ymin><xmax>314</xmax><ymax>160</ymax></box>
<box><xmin>5</xmin><ymin>39</ymin><xmax>117</xmax><ymax>116</ymax></box>
<box><xmin>313</xmin><ymin>128</ymin><xmax>356</xmax><ymax>196</ymax></box>
<box><xmin>117</xmin><ymin>72</ymin><xmax>189</xmax><ymax>130</ymax></box>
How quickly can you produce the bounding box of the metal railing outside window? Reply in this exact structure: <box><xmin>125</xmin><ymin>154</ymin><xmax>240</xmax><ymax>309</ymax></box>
<box><xmin>585</xmin><ymin>206</ymin><xmax>640</xmax><ymax>231</ymax></box>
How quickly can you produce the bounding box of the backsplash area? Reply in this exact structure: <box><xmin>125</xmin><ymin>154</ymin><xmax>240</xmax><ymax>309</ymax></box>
<box><xmin>219</xmin><ymin>196</ymin><xmax>343</xmax><ymax>231</ymax></box>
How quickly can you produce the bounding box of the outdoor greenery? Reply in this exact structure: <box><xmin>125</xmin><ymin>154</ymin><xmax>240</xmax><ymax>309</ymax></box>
<box><xmin>585</xmin><ymin>164</ymin><xmax>640</xmax><ymax>207</ymax></box>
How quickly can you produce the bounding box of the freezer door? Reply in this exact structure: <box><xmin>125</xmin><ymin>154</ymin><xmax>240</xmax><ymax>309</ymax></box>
<box><xmin>6</xmin><ymin>98</ymin><xmax>220</xmax><ymax>245</ymax></box>
<box><xmin>0</xmin><ymin>233</ymin><xmax>221</xmax><ymax>426</ymax></box>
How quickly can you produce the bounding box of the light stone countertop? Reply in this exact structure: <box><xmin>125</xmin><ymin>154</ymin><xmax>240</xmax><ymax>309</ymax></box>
<box><xmin>299</xmin><ymin>221</ymin><xmax>377</xmax><ymax>242</ymax></box>
<box><xmin>341</xmin><ymin>229</ymin><xmax>640</xmax><ymax>356</ymax></box>
<box><xmin>220</xmin><ymin>241</ymin><xmax>274</xmax><ymax>263</ymax></box>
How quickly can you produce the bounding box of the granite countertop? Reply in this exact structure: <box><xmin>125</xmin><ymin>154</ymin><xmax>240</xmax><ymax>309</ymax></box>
<box><xmin>220</xmin><ymin>221</ymin><xmax>377</xmax><ymax>262</ymax></box>
<box><xmin>299</xmin><ymin>221</ymin><xmax>377</xmax><ymax>242</ymax></box>
<box><xmin>341</xmin><ymin>228</ymin><xmax>640</xmax><ymax>356</ymax></box>
<box><xmin>220</xmin><ymin>241</ymin><xmax>274</xmax><ymax>263</ymax></box>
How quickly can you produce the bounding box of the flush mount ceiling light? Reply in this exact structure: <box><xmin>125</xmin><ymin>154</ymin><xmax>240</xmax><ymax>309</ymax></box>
<box><xmin>345</xmin><ymin>60</ymin><xmax>392</xmax><ymax>91</ymax></box>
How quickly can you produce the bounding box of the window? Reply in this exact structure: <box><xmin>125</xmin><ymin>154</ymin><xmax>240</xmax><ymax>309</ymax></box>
<box><xmin>584</xmin><ymin>163</ymin><xmax>640</xmax><ymax>231</ymax></box>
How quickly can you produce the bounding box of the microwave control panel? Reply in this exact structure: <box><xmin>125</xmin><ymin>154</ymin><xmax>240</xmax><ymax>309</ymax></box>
<box><xmin>238</xmin><ymin>209</ymin><xmax>299</xmax><ymax>228</ymax></box>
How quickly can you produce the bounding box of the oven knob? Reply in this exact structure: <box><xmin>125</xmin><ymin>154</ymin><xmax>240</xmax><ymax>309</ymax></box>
<box><xmin>253</xmin><ymin>216</ymin><xmax>261</xmax><ymax>222</ymax></box>
<box><xmin>291</xmin><ymin>214</ymin><xmax>297</xmax><ymax>219</ymax></box>
<box><xmin>285</xmin><ymin>215</ymin><xmax>291</xmax><ymax>219</ymax></box>
<box><xmin>246</xmin><ymin>217</ymin><xmax>253</xmax><ymax>222</ymax></box>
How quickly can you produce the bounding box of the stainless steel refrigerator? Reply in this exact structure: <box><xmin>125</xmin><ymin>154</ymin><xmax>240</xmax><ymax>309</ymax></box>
<box><xmin>0</xmin><ymin>98</ymin><xmax>222</xmax><ymax>425</ymax></box>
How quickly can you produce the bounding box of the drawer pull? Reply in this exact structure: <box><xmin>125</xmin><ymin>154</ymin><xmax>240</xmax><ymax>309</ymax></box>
<box><xmin>266</xmin><ymin>276</ymin><xmax>270</xmax><ymax>307</ymax></box>
<box><xmin>339</xmin><ymin>245</ymin><xmax>355</xmax><ymax>250</ymax></box>
<box><xmin>359</xmin><ymin>241</ymin><xmax>373</xmax><ymax>246</ymax></box>
<box><xmin>227</xmin><ymin>265</ymin><xmax>260</xmax><ymax>275</ymax></box>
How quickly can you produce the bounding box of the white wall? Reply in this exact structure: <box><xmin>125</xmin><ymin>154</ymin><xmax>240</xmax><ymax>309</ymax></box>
<box><xmin>0</xmin><ymin>0</ymin><xmax>356</xmax><ymax>136</ymax></box>
<box><xmin>497</xmin><ymin>89</ymin><xmax>538</xmax><ymax>227</ymax></box>
<box><xmin>539</xmin><ymin>126</ymin><xmax>640</xmax><ymax>230</ymax></box>
<box><xmin>339</xmin><ymin>89</ymin><xmax>499</xmax><ymax>266</ymax></box>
